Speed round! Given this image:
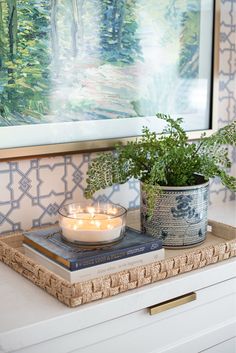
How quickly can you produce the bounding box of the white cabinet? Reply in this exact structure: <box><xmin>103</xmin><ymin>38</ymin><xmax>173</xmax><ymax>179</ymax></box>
<box><xmin>201</xmin><ymin>338</ymin><xmax>236</xmax><ymax>353</ymax></box>
<box><xmin>0</xmin><ymin>259</ymin><xmax>235</xmax><ymax>353</ymax></box>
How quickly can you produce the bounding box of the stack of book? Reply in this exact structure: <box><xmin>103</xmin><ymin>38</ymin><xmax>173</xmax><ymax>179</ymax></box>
<box><xmin>23</xmin><ymin>227</ymin><xmax>164</xmax><ymax>283</ymax></box>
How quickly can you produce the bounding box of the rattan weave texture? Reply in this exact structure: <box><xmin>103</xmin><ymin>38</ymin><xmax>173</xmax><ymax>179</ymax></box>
<box><xmin>0</xmin><ymin>220</ymin><xmax>235</xmax><ymax>307</ymax></box>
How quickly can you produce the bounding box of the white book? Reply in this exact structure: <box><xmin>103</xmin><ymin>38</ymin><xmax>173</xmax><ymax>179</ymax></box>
<box><xmin>23</xmin><ymin>244</ymin><xmax>165</xmax><ymax>283</ymax></box>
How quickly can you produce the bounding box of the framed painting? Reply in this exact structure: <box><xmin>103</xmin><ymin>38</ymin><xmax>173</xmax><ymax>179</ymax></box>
<box><xmin>0</xmin><ymin>0</ymin><xmax>219</xmax><ymax>159</ymax></box>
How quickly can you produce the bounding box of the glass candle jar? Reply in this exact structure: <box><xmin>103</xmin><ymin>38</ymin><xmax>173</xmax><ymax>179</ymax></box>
<box><xmin>58</xmin><ymin>202</ymin><xmax>127</xmax><ymax>245</ymax></box>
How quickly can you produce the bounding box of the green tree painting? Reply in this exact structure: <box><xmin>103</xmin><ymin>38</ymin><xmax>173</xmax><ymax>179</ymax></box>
<box><xmin>100</xmin><ymin>0</ymin><xmax>141</xmax><ymax>64</ymax></box>
<box><xmin>0</xmin><ymin>0</ymin><xmax>50</xmax><ymax>125</ymax></box>
<box><xmin>0</xmin><ymin>0</ymin><xmax>203</xmax><ymax>127</ymax></box>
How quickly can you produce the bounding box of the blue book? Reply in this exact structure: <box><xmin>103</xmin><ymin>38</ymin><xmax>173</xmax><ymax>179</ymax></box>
<box><xmin>23</xmin><ymin>227</ymin><xmax>162</xmax><ymax>271</ymax></box>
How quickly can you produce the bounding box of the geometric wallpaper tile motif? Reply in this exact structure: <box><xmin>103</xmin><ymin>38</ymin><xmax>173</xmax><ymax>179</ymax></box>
<box><xmin>0</xmin><ymin>153</ymin><xmax>139</xmax><ymax>233</ymax></box>
<box><xmin>209</xmin><ymin>0</ymin><xmax>236</xmax><ymax>205</ymax></box>
<box><xmin>0</xmin><ymin>0</ymin><xmax>235</xmax><ymax>234</ymax></box>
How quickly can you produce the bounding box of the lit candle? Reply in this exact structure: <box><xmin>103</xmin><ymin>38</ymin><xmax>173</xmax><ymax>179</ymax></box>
<box><xmin>58</xmin><ymin>203</ymin><xmax>126</xmax><ymax>244</ymax></box>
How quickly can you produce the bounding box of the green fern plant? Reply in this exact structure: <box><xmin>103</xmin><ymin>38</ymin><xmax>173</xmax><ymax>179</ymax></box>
<box><xmin>85</xmin><ymin>114</ymin><xmax>236</xmax><ymax>207</ymax></box>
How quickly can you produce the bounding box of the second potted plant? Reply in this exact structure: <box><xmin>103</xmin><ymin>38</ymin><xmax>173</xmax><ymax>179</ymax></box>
<box><xmin>85</xmin><ymin>114</ymin><xmax>236</xmax><ymax>248</ymax></box>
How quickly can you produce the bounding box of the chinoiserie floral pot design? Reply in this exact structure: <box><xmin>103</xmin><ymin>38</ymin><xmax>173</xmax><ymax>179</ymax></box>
<box><xmin>140</xmin><ymin>179</ymin><xmax>209</xmax><ymax>248</ymax></box>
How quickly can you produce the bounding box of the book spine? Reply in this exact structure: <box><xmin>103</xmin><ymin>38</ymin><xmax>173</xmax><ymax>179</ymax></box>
<box><xmin>24</xmin><ymin>244</ymin><xmax>165</xmax><ymax>283</ymax></box>
<box><xmin>72</xmin><ymin>249</ymin><xmax>165</xmax><ymax>282</ymax></box>
<box><xmin>70</xmin><ymin>240</ymin><xmax>162</xmax><ymax>270</ymax></box>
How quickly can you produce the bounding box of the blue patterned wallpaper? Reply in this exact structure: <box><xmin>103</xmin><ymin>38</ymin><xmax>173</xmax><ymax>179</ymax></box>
<box><xmin>209</xmin><ymin>0</ymin><xmax>236</xmax><ymax>205</ymax></box>
<box><xmin>0</xmin><ymin>0</ymin><xmax>235</xmax><ymax>234</ymax></box>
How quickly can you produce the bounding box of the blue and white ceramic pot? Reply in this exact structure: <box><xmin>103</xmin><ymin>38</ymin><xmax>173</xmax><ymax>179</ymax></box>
<box><xmin>140</xmin><ymin>178</ymin><xmax>209</xmax><ymax>248</ymax></box>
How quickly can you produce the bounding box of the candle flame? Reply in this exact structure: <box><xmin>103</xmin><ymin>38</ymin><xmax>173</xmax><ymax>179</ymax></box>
<box><xmin>95</xmin><ymin>221</ymin><xmax>101</xmax><ymax>228</ymax></box>
<box><xmin>87</xmin><ymin>207</ymin><xmax>95</xmax><ymax>215</ymax></box>
<box><xmin>108</xmin><ymin>207</ymin><xmax>117</xmax><ymax>215</ymax></box>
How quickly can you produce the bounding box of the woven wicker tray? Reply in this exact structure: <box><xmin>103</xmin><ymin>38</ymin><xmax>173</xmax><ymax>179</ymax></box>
<box><xmin>0</xmin><ymin>212</ymin><xmax>235</xmax><ymax>308</ymax></box>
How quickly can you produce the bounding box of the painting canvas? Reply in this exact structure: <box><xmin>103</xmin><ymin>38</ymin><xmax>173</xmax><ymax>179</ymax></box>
<box><xmin>0</xmin><ymin>0</ymin><xmax>215</xmax><ymax>150</ymax></box>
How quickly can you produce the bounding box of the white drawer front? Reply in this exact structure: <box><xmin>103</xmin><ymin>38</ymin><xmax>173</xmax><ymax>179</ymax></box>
<box><xmin>13</xmin><ymin>277</ymin><xmax>236</xmax><ymax>353</ymax></box>
<box><xmin>201</xmin><ymin>337</ymin><xmax>236</xmax><ymax>353</ymax></box>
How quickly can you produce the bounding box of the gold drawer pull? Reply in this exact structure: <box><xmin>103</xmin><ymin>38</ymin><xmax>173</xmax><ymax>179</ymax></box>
<box><xmin>148</xmin><ymin>292</ymin><xmax>197</xmax><ymax>315</ymax></box>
